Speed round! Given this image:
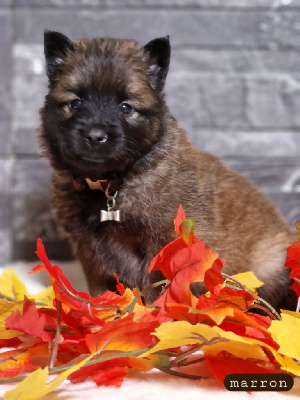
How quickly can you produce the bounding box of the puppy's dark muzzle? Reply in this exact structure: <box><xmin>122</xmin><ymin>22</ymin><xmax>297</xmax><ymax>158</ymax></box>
<box><xmin>85</xmin><ymin>129</ymin><xmax>108</xmax><ymax>146</ymax></box>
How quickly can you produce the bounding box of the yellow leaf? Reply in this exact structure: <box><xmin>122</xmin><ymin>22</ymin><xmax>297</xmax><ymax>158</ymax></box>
<box><xmin>4</xmin><ymin>353</ymin><xmax>94</xmax><ymax>400</ymax></box>
<box><xmin>280</xmin><ymin>309</ymin><xmax>300</xmax><ymax>319</ymax></box>
<box><xmin>230</xmin><ymin>271</ymin><xmax>264</xmax><ymax>294</ymax></box>
<box><xmin>0</xmin><ymin>268</ymin><xmax>28</xmax><ymax>300</ymax></box>
<box><xmin>0</xmin><ymin>299</ymin><xmax>23</xmax><ymax>339</ymax></box>
<box><xmin>141</xmin><ymin>321</ymin><xmax>268</xmax><ymax>362</ymax></box>
<box><xmin>31</xmin><ymin>286</ymin><xmax>55</xmax><ymax>308</ymax></box>
<box><xmin>0</xmin><ymin>268</ymin><xmax>54</xmax><ymax>308</ymax></box>
<box><xmin>271</xmin><ymin>351</ymin><xmax>300</xmax><ymax>376</ymax></box>
<box><xmin>268</xmin><ymin>313</ymin><xmax>300</xmax><ymax>361</ymax></box>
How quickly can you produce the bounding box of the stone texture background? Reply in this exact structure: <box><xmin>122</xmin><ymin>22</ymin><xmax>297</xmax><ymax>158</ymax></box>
<box><xmin>1</xmin><ymin>0</ymin><xmax>300</xmax><ymax>261</ymax></box>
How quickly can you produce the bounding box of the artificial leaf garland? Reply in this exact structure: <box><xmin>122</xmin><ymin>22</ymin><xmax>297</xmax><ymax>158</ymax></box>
<box><xmin>0</xmin><ymin>206</ymin><xmax>299</xmax><ymax>399</ymax></box>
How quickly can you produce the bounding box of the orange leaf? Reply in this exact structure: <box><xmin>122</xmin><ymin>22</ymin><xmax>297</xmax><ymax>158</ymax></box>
<box><xmin>85</xmin><ymin>314</ymin><xmax>159</xmax><ymax>354</ymax></box>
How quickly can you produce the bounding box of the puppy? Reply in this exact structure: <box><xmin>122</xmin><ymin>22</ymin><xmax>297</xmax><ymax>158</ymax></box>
<box><xmin>38</xmin><ymin>30</ymin><xmax>296</xmax><ymax>310</ymax></box>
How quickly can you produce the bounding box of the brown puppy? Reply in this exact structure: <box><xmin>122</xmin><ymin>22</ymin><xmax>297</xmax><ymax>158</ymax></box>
<box><xmin>38</xmin><ymin>30</ymin><xmax>296</xmax><ymax>310</ymax></box>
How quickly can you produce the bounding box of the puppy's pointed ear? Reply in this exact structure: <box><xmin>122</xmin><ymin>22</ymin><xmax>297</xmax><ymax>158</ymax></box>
<box><xmin>143</xmin><ymin>36</ymin><xmax>170</xmax><ymax>92</ymax></box>
<box><xmin>44</xmin><ymin>30</ymin><xmax>74</xmax><ymax>81</ymax></box>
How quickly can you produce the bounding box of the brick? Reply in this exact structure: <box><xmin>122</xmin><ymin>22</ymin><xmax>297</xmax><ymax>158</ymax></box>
<box><xmin>14</xmin><ymin>128</ymin><xmax>40</xmax><ymax>154</ymax></box>
<box><xmin>0</xmin><ymin>159</ymin><xmax>13</xmax><ymax>262</ymax></box>
<box><xmin>0</xmin><ymin>230</ymin><xmax>12</xmax><ymax>264</ymax></box>
<box><xmin>246</xmin><ymin>77</ymin><xmax>300</xmax><ymax>128</ymax></box>
<box><xmin>14</xmin><ymin>9</ymin><xmax>300</xmax><ymax>48</ymax></box>
<box><xmin>0</xmin><ymin>11</ymin><xmax>11</xmax><ymax>154</ymax></box>
<box><xmin>169</xmin><ymin>49</ymin><xmax>300</xmax><ymax>75</ymax></box>
<box><xmin>188</xmin><ymin>130</ymin><xmax>300</xmax><ymax>158</ymax></box>
<box><xmin>0</xmin><ymin>159</ymin><xmax>12</xmax><ymax>230</ymax></box>
<box><xmin>258</xmin><ymin>11</ymin><xmax>300</xmax><ymax>49</ymax></box>
<box><xmin>166</xmin><ymin>76</ymin><xmax>246</xmax><ymax>129</ymax></box>
<box><xmin>13</xmin><ymin>0</ymin><xmax>300</xmax><ymax>8</ymax></box>
<box><xmin>225</xmin><ymin>158</ymin><xmax>300</xmax><ymax>190</ymax></box>
<box><xmin>12</xmin><ymin>158</ymin><xmax>73</xmax><ymax>259</ymax></box>
<box><xmin>13</xmin><ymin>159</ymin><xmax>53</xmax><ymax>240</ymax></box>
<box><xmin>0</xmin><ymin>0</ymin><xmax>10</xmax><ymax>7</ymax></box>
<box><xmin>12</xmin><ymin>44</ymin><xmax>47</xmax><ymax>153</ymax></box>
<box><xmin>269</xmin><ymin>192</ymin><xmax>300</xmax><ymax>227</ymax></box>
<box><xmin>12</xmin><ymin>158</ymin><xmax>56</xmax><ymax>240</ymax></box>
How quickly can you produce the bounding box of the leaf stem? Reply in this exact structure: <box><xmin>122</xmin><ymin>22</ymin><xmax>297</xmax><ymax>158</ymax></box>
<box><xmin>48</xmin><ymin>300</ymin><xmax>62</xmax><ymax>368</ymax></box>
<box><xmin>254</xmin><ymin>298</ymin><xmax>281</xmax><ymax>320</ymax></box>
<box><xmin>0</xmin><ymin>348</ymin><xmax>149</xmax><ymax>385</ymax></box>
<box><xmin>121</xmin><ymin>279</ymin><xmax>169</xmax><ymax>314</ymax></box>
<box><xmin>222</xmin><ymin>273</ymin><xmax>248</xmax><ymax>292</ymax></box>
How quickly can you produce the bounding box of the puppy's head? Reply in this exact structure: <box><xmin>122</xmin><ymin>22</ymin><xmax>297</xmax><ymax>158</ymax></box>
<box><xmin>39</xmin><ymin>31</ymin><xmax>170</xmax><ymax>179</ymax></box>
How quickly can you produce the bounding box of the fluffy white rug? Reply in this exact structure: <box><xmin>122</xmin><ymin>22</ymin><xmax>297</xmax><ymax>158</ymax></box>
<box><xmin>0</xmin><ymin>261</ymin><xmax>299</xmax><ymax>400</ymax></box>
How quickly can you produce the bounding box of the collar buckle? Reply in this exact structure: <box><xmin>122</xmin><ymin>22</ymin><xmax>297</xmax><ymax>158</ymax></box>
<box><xmin>85</xmin><ymin>178</ymin><xmax>108</xmax><ymax>191</ymax></box>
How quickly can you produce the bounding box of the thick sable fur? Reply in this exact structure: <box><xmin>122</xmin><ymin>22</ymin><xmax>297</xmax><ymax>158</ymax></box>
<box><xmin>39</xmin><ymin>30</ymin><xmax>296</xmax><ymax>310</ymax></box>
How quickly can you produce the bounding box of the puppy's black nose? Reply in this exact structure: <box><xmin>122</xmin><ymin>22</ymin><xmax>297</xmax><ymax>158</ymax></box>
<box><xmin>85</xmin><ymin>129</ymin><xmax>108</xmax><ymax>145</ymax></box>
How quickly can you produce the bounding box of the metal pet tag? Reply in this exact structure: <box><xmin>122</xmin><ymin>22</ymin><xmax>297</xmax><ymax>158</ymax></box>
<box><xmin>100</xmin><ymin>209</ymin><xmax>121</xmax><ymax>222</ymax></box>
<box><xmin>100</xmin><ymin>190</ymin><xmax>121</xmax><ymax>223</ymax></box>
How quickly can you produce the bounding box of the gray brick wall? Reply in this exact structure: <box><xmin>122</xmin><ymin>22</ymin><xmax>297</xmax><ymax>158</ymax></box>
<box><xmin>2</xmin><ymin>0</ymin><xmax>300</xmax><ymax>261</ymax></box>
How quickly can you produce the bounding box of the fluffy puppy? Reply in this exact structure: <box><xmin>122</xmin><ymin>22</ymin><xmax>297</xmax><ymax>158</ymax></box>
<box><xmin>38</xmin><ymin>30</ymin><xmax>296</xmax><ymax>310</ymax></box>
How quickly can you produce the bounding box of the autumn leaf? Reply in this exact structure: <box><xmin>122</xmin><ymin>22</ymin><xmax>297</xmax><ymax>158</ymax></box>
<box><xmin>216</xmin><ymin>286</ymin><xmax>257</xmax><ymax>310</ymax></box>
<box><xmin>174</xmin><ymin>205</ymin><xmax>198</xmax><ymax>246</ymax></box>
<box><xmin>290</xmin><ymin>280</ymin><xmax>300</xmax><ymax>297</ymax></box>
<box><xmin>0</xmin><ymin>268</ymin><xmax>27</xmax><ymax>301</ymax></box>
<box><xmin>5</xmin><ymin>296</ymin><xmax>52</xmax><ymax>342</ymax></box>
<box><xmin>69</xmin><ymin>359</ymin><xmax>127</xmax><ymax>387</ymax></box>
<box><xmin>255</xmin><ymin>340</ymin><xmax>300</xmax><ymax>377</ymax></box>
<box><xmin>230</xmin><ymin>271</ymin><xmax>264</xmax><ymax>294</ymax></box>
<box><xmin>174</xmin><ymin>204</ymin><xmax>186</xmax><ymax>235</ymax></box>
<box><xmin>69</xmin><ymin>354</ymin><xmax>166</xmax><ymax>387</ymax></box>
<box><xmin>205</xmin><ymin>354</ymin><xmax>282</xmax><ymax>385</ymax></box>
<box><xmin>141</xmin><ymin>320</ymin><xmax>269</xmax><ymax>363</ymax></box>
<box><xmin>32</xmin><ymin>286</ymin><xmax>54</xmax><ymax>308</ymax></box>
<box><xmin>151</xmin><ymin>240</ymin><xmax>222</xmax><ymax>309</ymax></box>
<box><xmin>1</xmin><ymin>205</ymin><xmax>299</xmax><ymax>396</ymax></box>
<box><xmin>0</xmin><ymin>344</ymin><xmax>49</xmax><ymax>378</ymax></box>
<box><xmin>203</xmin><ymin>258</ymin><xmax>225</xmax><ymax>295</ymax></box>
<box><xmin>284</xmin><ymin>221</ymin><xmax>300</xmax><ymax>297</ymax></box>
<box><xmin>3</xmin><ymin>352</ymin><xmax>95</xmax><ymax>400</ymax></box>
<box><xmin>32</xmin><ymin>239</ymin><xmax>147</xmax><ymax>324</ymax></box>
<box><xmin>285</xmin><ymin>221</ymin><xmax>300</xmax><ymax>279</ymax></box>
<box><xmin>0</xmin><ymin>299</ymin><xmax>23</xmax><ymax>340</ymax></box>
<box><xmin>85</xmin><ymin>314</ymin><xmax>159</xmax><ymax>354</ymax></box>
<box><xmin>113</xmin><ymin>273</ymin><xmax>125</xmax><ymax>295</ymax></box>
<box><xmin>268</xmin><ymin>312</ymin><xmax>300</xmax><ymax>360</ymax></box>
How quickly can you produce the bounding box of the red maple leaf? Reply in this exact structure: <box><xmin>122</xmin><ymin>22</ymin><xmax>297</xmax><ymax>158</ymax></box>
<box><xmin>285</xmin><ymin>221</ymin><xmax>300</xmax><ymax>279</ymax></box>
<box><xmin>69</xmin><ymin>358</ymin><xmax>128</xmax><ymax>387</ymax></box>
<box><xmin>149</xmin><ymin>208</ymin><xmax>224</xmax><ymax>310</ymax></box>
<box><xmin>205</xmin><ymin>354</ymin><xmax>282</xmax><ymax>386</ymax></box>
<box><xmin>5</xmin><ymin>296</ymin><xmax>51</xmax><ymax>342</ymax></box>
<box><xmin>31</xmin><ymin>239</ymin><xmax>139</xmax><ymax>325</ymax></box>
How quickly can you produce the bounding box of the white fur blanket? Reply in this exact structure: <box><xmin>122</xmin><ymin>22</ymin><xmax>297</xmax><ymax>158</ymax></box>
<box><xmin>0</xmin><ymin>261</ymin><xmax>299</xmax><ymax>400</ymax></box>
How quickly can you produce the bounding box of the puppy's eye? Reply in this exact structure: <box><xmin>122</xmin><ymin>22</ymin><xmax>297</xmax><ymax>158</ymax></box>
<box><xmin>68</xmin><ymin>99</ymin><xmax>82</xmax><ymax>110</ymax></box>
<box><xmin>120</xmin><ymin>102</ymin><xmax>133</xmax><ymax>116</ymax></box>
